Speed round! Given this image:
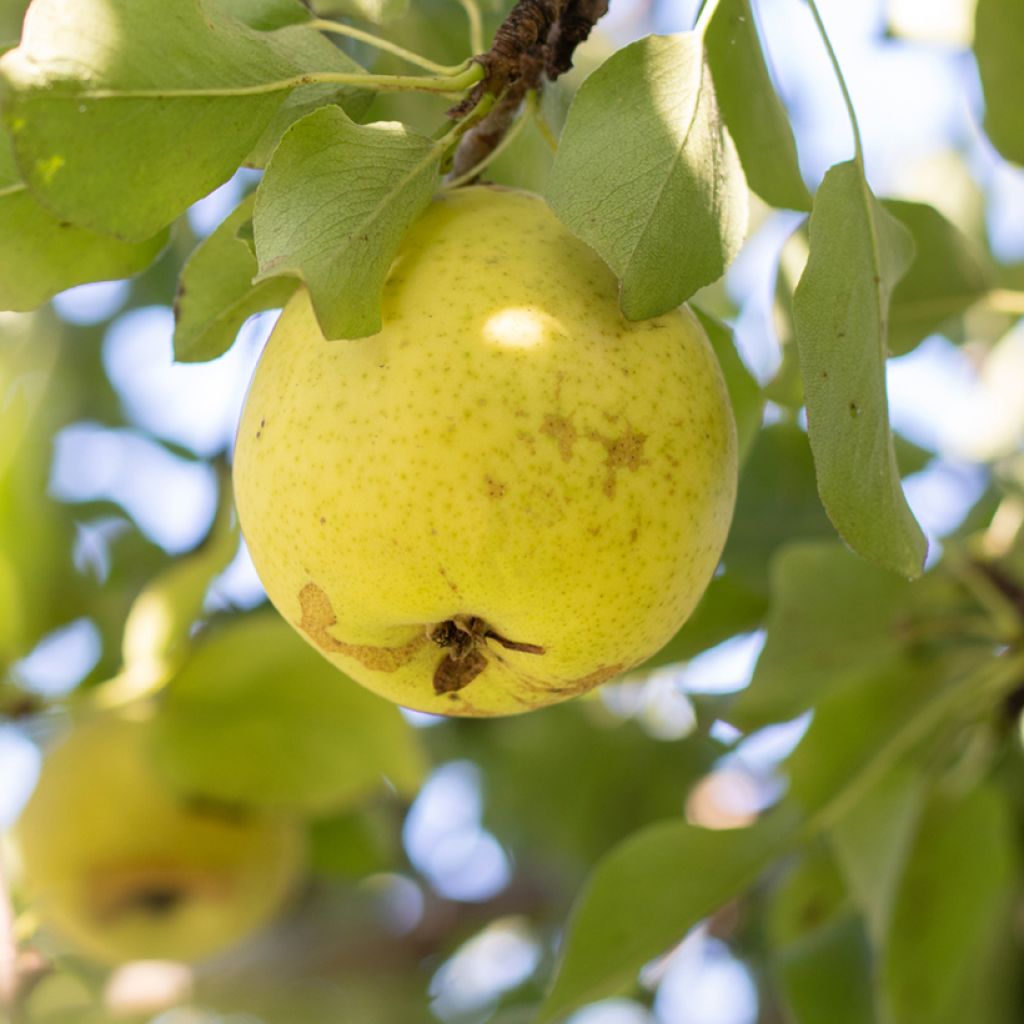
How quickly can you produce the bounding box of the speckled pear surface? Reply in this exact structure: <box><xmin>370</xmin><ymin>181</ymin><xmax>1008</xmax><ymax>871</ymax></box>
<box><xmin>233</xmin><ymin>186</ymin><xmax>737</xmax><ymax>716</ymax></box>
<box><xmin>6</xmin><ymin>713</ymin><xmax>304</xmax><ymax>964</ymax></box>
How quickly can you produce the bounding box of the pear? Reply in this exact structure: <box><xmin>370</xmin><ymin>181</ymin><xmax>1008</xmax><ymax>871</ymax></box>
<box><xmin>6</xmin><ymin>712</ymin><xmax>304</xmax><ymax>964</ymax></box>
<box><xmin>234</xmin><ymin>186</ymin><xmax>737</xmax><ymax>716</ymax></box>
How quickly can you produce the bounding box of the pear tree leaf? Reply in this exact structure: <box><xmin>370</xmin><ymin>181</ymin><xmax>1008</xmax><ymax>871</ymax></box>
<box><xmin>174</xmin><ymin>194</ymin><xmax>297</xmax><ymax>362</ymax></box>
<box><xmin>546</xmin><ymin>33</ymin><xmax>747</xmax><ymax>320</ymax></box>
<box><xmin>884</xmin><ymin>199</ymin><xmax>994</xmax><ymax>355</ymax></box>
<box><xmin>120</xmin><ymin>474</ymin><xmax>238</xmax><ymax>680</ymax></box>
<box><xmin>537</xmin><ymin>812</ymin><xmax>797</xmax><ymax>1023</ymax></box>
<box><xmin>693</xmin><ymin>308</ymin><xmax>763</xmax><ymax>465</ymax></box>
<box><xmin>730</xmin><ymin>542</ymin><xmax>968</xmax><ymax>730</ymax></box>
<box><xmin>153</xmin><ymin>611</ymin><xmax>427</xmax><ymax>813</ymax></box>
<box><xmin>0</xmin><ymin>129</ymin><xmax>168</xmax><ymax>310</ymax></box>
<box><xmin>780</xmin><ymin>648</ymin><xmax>991</xmax><ymax>823</ymax></box>
<box><xmin>721</xmin><ymin>424</ymin><xmax>835</xmax><ymax>596</ymax></box>
<box><xmin>828</xmin><ymin>758</ymin><xmax>926</xmax><ymax>943</ymax></box>
<box><xmin>253</xmin><ymin>105</ymin><xmax>442</xmax><ymax>339</ymax></box>
<box><xmin>777</xmin><ymin>915</ymin><xmax>878</xmax><ymax>1024</ymax></box>
<box><xmin>974</xmin><ymin>0</ymin><xmax>1024</xmax><ymax>165</ymax></box>
<box><xmin>882</xmin><ymin>787</ymin><xmax>1018</xmax><ymax>1024</ymax></box>
<box><xmin>766</xmin><ymin>841</ymin><xmax>849</xmax><ymax>949</ymax></box>
<box><xmin>0</xmin><ymin>0</ymin><xmax>366</xmax><ymax>241</ymax></box>
<box><xmin>704</xmin><ymin>0</ymin><xmax>810</xmax><ymax>212</ymax></box>
<box><xmin>792</xmin><ymin>160</ymin><xmax>927</xmax><ymax>578</ymax></box>
<box><xmin>244</xmin><ymin>82</ymin><xmax>373</xmax><ymax>169</ymax></box>
<box><xmin>0</xmin><ymin>0</ymin><xmax>27</xmax><ymax>48</ymax></box>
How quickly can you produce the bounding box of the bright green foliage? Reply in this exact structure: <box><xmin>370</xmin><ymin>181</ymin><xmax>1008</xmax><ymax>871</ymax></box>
<box><xmin>153</xmin><ymin>612</ymin><xmax>426</xmax><ymax>812</ymax></box>
<box><xmin>0</xmin><ymin>129</ymin><xmax>169</xmax><ymax>309</ymax></box>
<box><xmin>547</xmin><ymin>33</ymin><xmax>747</xmax><ymax>319</ymax></box>
<box><xmin>2</xmin><ymin>0</ymin><xmax>1024</xmax><ymax>1021</ymax></box>
<box><xmin>253</xmin><ymin>106</ymin><xmax>442</xmax><ymax>339</ymax></box>
<box><xmin>793</xmin><ymin>160</ymin><xmax>926</xmax><ymax>578</ymax></box>
<box><xmin>705</xmin><ymin>0</ymin><xmax>811</xmax><ymax>211</ymax></box>
<box><xmin>974</xmin><ymin>0</ymin><xmax>1024</xmax><ymax>165</ymax></box>
<box><xmin>174</xmin><ymin>194</ymin><xmax>297</xmax><ymax>362</ymax></box>
<box><xmin>538</xmin><ymin>814</ymin><xmax>797</xmax><ymax>1022</ymax></box>
<box><xmin>885</xmin><ymin>199</ymin><xmax>994</xmax><ymax>354</ymax></box>
<box><xmin>0</xmin><ymin>0</ymin><xmax>365</xmax><ymax>240</ymax></box>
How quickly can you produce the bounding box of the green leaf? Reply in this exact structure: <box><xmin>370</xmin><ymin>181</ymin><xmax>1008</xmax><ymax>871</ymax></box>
<box><xmin>721</xmin><ymin>424</ymin><xmax>835</xmax><ymax>596</ymax></box>
<box><xmin>153</xmin><ymin>612</ymin><xmax>426</xmax><ymax>813</ymax></box>
<box><xmin>0</xmin><ymin>130</ymin><xmax>168</xmax><ymax>310</ymax></box>
<box><xmin>693</xmin><ymin>309</ymin><xmax>763</xmax><ymax>465</ymax></box>
<box><xmin>974</xmin><ymin>0</ymin><xmax>1024</xmax><ymax>165</ymax></box>
<box><xmin>766</xmin><ymin>840</ymin><xmax>849</xmax><ymax>948</ymax></box>
<box><xmin>546</xmin><ymin>33</ymin><xmax>747</xmax><ymax>320</ymax></box>
<box><xmin>253</xmin><ymin>106</ymin><xmax>442</xmax><ymax>339</ymax></box>
<box><xmin>828</xmin><ymin>758</ymin><xmax>926</xmax><ymax>943</ymax></box>
<box><xmin>777</xmin><ymin>915</ymin><xmax>878</xmax><ymax>1024</ymax></box>
<box><xmin>884</xmin><ymin>199</ymin><xmax>994</xmax><ymax>355</ymax></box>
<box><xmin>174</xmin><ymin>194</ymin><xmax>297</xmax><ymax>362</ymax></box>
<box><xmin>244</xmin><ymin>82</ymin><xmax>373</xmax><ymax>170</ymax></box>
<box><xmin>765</xmin><ymin>222</ymin><xmax>808</xmax><ymax>408</ymax></box>
<box><xmin>730</xmin><ymin>542</ymin><xmax>966</xmax><ymax>730</ymax></box>
<box><xmin>308</xmin><ymin>807</ymin><xmax>397</xmax><ymax>878</ymax></box>
<box><xmin>704</xmin><ymin>0</ymin><xmax>810</xmax><ymax>212</ymax></box>
<box><xmin>0</xmin><ymin>0</ymin><xmax>365</xmax><ymax>240</ymax></box>
<box><xmin>0</xmin><ymin>0</ymin><xmax>27</xmax><ymax>48</ymax></box>
<box><xmin>793</xmin><ymin>160</ymin><xmax>926</xmax><ymax>578</ymax></box>
<box><xmin>780</xmin><ymin>650</ymin><xmax>990</xmax><ymax>823</ymax></box>
<box><xmin>538</xmin><ymin>813</ymin><xmax>796</xmax><ymax>1022</ymax></box>
<box><xmin>881</xmin><ymin>786</ymin><xmax>1018</xmax><ymax>1024</ymax></box>
<box><xmin>120</xmin><ymin>476</ymin><xmax>238</xmax><ymax>679</ymax></box>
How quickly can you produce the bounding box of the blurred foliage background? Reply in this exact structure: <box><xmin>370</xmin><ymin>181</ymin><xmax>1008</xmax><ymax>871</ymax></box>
<box><xmin>3</xmin><ymin>0</ymin><xmax>1024</xmax><ymax>1022</ymax></box>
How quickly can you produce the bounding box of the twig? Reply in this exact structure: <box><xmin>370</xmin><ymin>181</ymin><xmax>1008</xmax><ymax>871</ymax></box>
<box><xmin>447</xmin><ymin>0</ymin><xmax>609</xmax><ymax>177</ymax></box>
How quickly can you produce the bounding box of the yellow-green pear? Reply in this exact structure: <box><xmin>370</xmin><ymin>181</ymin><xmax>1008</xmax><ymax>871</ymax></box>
<box><xmin>6</xmin><ymin>712</ymin><xmax>304</xmax><ymax>964</ymax></box>
<box><xmin>234</xmin><ymin>186</ymin><xmax>737</xmax><ymax>717</ymax></box>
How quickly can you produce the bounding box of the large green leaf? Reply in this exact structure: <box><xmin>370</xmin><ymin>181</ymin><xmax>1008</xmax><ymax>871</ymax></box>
<box><xmin>730</xmin><ymin>542</ymin><xmax>969</xmax><ymax>730</ymax></box>
<box><xmin>766</xmin><ymin>840</ymin><xmax>849</xmax><ymax>948</ymax></box>
<box><xmin>974</xmin><ymin>0</ymin><xmax>1024</xmax><ymax>165</ymax></box>
<box><xmin>704</xmin><ymin>0</ymin><xmax>810</xmax><ymax>211</ymax></box>
<box><xmin>885</xmin><ymin>199</ymin><xmax>994</xmax><ymax>355</ymax></box>
<box><xmin>777</xmin><ymin>915</ymin><xmax>878</xmax><ymax>1024</ymax></box>
<box><xmin>153</xmin><ymin>612</ymin><xmax>426</xmax><ymax>813</ymax></box>
<box><xmin>174</xmin><ymin>193</ymin><xmax>296</xmax><ymax>362</ymax></box>
<box><xmin>881</xmin><ymin>786</ymin><xmax>1018</xmax><ymax>1024</ymax></box>
<box><xmin>0</xmin><ymin>315</ymin><xmax>80</xmax><ymax>666</ymax></box>
<box><xmin>793</xmin><ymin>160</ymin><xmax>926</xmax><ymax>578</ymax></box>
<box><xmin>721</xmin><ymin>424</ymin><xmax>835</xmax><ymax>595</ymax></box>
<box><xmin>537</xmin><ymin>813</ymin><xmax>796</xmax><ymax>1023</ymax></box>
<box><xmin>0</xmin><ymin>0</ymin><xmax>365</xmax><ymax>240</ymax></box>
<box><xmin>253</xmin><ymin>106</ymin><xmax>441</xmax><ymax>339</ymax></box>
<box><xmin>0</xmin><ymin>129</ymin><xmax>167</xmax><ymax>310</ymax></box>
<box><xmin>828</xmin><ymin>758</ymin><xmax>926</xmax><ymax>943</ymax></box>
<box><xmin>547</xmin><ymin>33</ymin><xmax>747</xmax><ymax>320</ymax></box>
<box><xmin>781</xmin><ymin>649</ymin><xmax>995</xmax><ymax>825</ymax></box>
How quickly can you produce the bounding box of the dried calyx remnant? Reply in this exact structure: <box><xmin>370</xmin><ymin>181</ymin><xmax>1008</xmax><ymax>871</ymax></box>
<box><xmin>448</xmin><ymin>0</ymin><xmax>610</xmax><ymax>178</ymax></box>
<box><xmin>429</xmin><ymin>617</ymin><xmax>545</xmax><ymax>694</ymax></box>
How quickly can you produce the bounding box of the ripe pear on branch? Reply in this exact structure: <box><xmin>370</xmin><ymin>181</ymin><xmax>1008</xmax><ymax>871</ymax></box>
<box><xmin>234</xmin><ymin>186</ymin><xmax>736</xmax><ymax>717</ymax></box>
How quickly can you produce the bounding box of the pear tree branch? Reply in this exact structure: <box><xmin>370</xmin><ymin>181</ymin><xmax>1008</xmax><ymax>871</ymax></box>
<box><xmin>448</xmin><ymin>0</ymin><xmax>609</xmax><ymax>179</ymax></box>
